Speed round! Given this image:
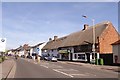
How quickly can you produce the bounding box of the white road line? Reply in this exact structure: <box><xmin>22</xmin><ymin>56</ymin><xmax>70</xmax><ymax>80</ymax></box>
<box><xmin>53</xmin><ymin>69</ymin><xmax>74</xmax><ymax>78</ymax></box>
<box><xmin>70</xmin><ymin>74</ymin><xmax>87</xmax><ymax>76</ymax></box>
<box><xmin>40</xmin><ymin>65</ymin><xmax>49</xmax><ymax>68</ymax></box>
<box><xmin>56</xmin><ymin>69</ymin><xmax>78</xmax><ymax>71</ymax></box>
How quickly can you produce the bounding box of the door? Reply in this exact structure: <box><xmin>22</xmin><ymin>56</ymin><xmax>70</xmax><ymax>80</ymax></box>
<box><xmin>86</xmin><ymin>53</ymin><xmax>90</xmax><ymax>63</ymax></box>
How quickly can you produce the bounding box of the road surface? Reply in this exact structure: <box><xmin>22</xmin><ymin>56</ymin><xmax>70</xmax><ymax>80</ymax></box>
<box><xmin>14</xmin><ymin>58</ymin><xmax>118</xmax><ymax>78</ymax></box>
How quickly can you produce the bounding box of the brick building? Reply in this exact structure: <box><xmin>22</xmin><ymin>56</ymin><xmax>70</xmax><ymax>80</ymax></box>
<box><xmin>42</xmin><ymin>21</ymin><xmax>120</xmax><ymax>64</ymax></box>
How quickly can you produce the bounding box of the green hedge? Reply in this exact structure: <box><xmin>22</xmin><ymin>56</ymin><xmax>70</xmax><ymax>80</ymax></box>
<box><xmin>0</xmin><ymin>56</ymin><xmax>5</xmax><ymax>63</ymax></box>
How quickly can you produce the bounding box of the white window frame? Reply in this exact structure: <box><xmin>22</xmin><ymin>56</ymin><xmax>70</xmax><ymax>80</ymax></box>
<box><xmin>73</xmin><ymin>53</ymin><xmax>87</xmax><ymax>61</ymax></box>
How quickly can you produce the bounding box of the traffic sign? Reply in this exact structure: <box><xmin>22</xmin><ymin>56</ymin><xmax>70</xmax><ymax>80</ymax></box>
<box><xmin>0</xmin><ymin>38</ymin><xmax>6</xmax><ymax>52</ymax></box>
<box><xmin>37</xmin><ymin>48</ymin><xmax>39</xmax><ymax>51</ymax></box>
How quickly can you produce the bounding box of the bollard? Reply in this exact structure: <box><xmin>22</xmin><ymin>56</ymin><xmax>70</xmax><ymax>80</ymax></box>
<box><xmin>99</xmin><ymin>58</ymin><xmax>104</xmax><ymax>65</ymax></box>
<box><xmin>33</xmin><ymin>56</ymin><xmax>35</xmax><ymax>61</ymax></box>
<box><xmin>37</xmin><ymin>56</ymin><xmax>40</xmax><ymax>63</ymax></box>
<box><xmin>95</xmin><ymin>58</ymin><xmax>99</xmax><ymax>65</ymax></box>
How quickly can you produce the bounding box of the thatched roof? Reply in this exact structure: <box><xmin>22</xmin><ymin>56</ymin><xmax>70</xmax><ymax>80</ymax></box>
<box><xmin>42</xmin><ymin>21</ymin><xmax>114</xmax><ymax>50</ymax></box>
<box><xmin>30</xmin><ymin>42</ymin><xmax>45</xmax><ymax>48</ymax></box>
<box><xmin>16</xmin><ymin>46</ymin><xmax>24</xmax><ymax>51</ymax></box>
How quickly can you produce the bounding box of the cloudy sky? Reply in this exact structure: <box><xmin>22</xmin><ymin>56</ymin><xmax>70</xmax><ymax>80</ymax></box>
<box><xmin>1</xmin><ymin>0</ymin><xmax>119</xmax><ymax>49</ymax></box>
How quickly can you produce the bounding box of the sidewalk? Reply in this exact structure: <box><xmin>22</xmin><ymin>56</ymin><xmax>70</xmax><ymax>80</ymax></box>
<box><xmin>0</xmin><ymin>57</ymin><xmax>16</xmax><ymax>80</ymax></box>
<box><xmin>58</xmin><ymin>61</ymin><xmax>120</xmax><ymax>72</ymax></box>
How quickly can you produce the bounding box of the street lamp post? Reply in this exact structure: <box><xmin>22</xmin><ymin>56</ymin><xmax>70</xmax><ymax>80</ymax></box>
<box><xmin>82</xmin><ymin>15</ymin><xmax>96</xmax><ymax>64</ymax></box>
<box><xmin>92</xmin><ymin>19</ymin><xmax>96</xmax><ymax>63</ymax></box>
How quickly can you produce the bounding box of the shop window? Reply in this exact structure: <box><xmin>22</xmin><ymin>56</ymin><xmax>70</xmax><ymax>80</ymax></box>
<box><xmin>78</xmin><ymin>54</ymin><xmax>85</xmax><ymax>59</ymax></box>
<box><xmin>74</xmin><ymin>45</ymin><xmax>92</xmax><ymax>53</ymax></box>
<box><xmin>74</xmin><ymin>54</ymin><xmax>77</xmax><ymax>59</ymax></box>
<box><xmin>57</xmin><ymin>54</ymin><xmax>60</xmax><ymax>58</ymax></box>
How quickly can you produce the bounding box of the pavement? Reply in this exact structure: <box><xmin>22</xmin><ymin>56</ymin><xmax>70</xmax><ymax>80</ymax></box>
<box><xmin>0</xmin><ymin>57</ymin><xmax>16</xmax><ymax>80</ymax></box>
<box><xmin>58</xmin><ymin>61</ymin><xmax>120</xmax><ymax>73</ymax></box>
<box><xmin>0</xmin><ymin>56</ymin><xmax>119</xmax><ymax>79</ymax></box>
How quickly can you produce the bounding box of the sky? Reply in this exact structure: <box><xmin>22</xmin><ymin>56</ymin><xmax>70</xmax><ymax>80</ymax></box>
<box><xmin>1</xmin><ymin>0</ymin><xmax>119</xmax><ymax>49</ymax></box>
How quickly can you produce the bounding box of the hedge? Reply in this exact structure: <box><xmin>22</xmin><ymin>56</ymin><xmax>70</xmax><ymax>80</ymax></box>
<box><xmin>0</xmin><ymin>56</ymin><xmax>5</xmax><ymax>63</ymax></box>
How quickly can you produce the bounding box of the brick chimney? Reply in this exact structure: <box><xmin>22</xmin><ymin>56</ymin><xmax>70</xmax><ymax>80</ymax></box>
<box><xmin>54</xmin><ymin>36</ymin><xmax>58</xmax><ymax>41</ymax></box>
<box><xmin>83</xmin><ymin>24</ymin><xmax>89</xmax><ymax>30</ymax></box>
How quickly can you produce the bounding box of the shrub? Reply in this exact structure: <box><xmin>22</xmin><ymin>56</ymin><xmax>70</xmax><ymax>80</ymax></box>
<box><xmin>0</xmin><ymin>56</ymin><xmax>5</xmax><ymax>63</ymax></box>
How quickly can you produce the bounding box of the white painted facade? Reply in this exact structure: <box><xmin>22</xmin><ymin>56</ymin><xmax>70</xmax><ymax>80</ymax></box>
<box><xmin>30</xmin><ymin>48</ymin><xmax>33</xmax><ymax>56</ymax></box>
<box><xmin>42</xmin><ymin>49</ymin><xmax>58</xmax><ymax>57</ymax></box>
<box><xmin>8</xmin><ymin>51</ymin><xmax>14</xmax><ymax>56</ymax></box>
<box><xmin>49</xmin><ymin>49</ymin><xmax>58</xmax><ymax>57</ymax></box>
<box><xmin>30</xmin><ymin>42</ymin><xmax>47</xmax><ymax>56</ymax></box>
<box><xmin>18</xmin><ymin>50</ymin><xmax>24</xmax><ymax>57</ymax></box>
<box><xmin>112</xmin><ymin>44</ymin><xmax>120</xmax><ymax>64</ymax></box>
<box><xmin>42</xmin><ymin>46</ymin><xmax>99</xmax><ymax>62</ymax></box>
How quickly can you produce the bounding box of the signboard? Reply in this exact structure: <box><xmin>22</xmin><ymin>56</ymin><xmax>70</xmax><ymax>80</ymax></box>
<box><xmin>58</xmin><ymin>50</ymin><xmax>68</xmax><ymax>53</ymax></box>
<box><xmin>37</xmin><ymin>48</ymin><xmax>39</xmax><ymax>51</ymax></box>
<box><xmin>0</xmin><ymin>38</ymin><xmax>6</xmax><ymax>52</ymax></box>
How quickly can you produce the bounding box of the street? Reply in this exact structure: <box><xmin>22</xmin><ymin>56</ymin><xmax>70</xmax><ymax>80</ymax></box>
<box><xmin>14</xmin><ymin>57</ymin><xmax>118</xmax><ymax>78</ymax></box>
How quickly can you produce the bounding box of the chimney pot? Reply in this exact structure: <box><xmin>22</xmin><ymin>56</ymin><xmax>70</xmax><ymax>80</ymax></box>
<box><xmin>49</xmin><ymin>38</ymin><xmax>52</xmax><ymax>41</ymax></box>
<box><xmin>54</xmin><ymin>36</ymin><xmax>58</xmax><ymax>41</ymax></box>
<box><xmin>83</xmin><ymin>24</ymin><xmax>89</xmax><ymax>30</ymax></box>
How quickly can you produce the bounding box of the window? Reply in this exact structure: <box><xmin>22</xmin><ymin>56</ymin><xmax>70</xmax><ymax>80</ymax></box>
<box><xmin>74</xmin><ymin>54</ymin><xmax>77</xmax><ymax>59</ymax></box>
<box><xmin>51</xmin><ymin>49</ymin><xmax>54</xmax><ymax>52</ymax></box>
<box><xmin>74</xmin><ymin>45</ymin><xmax>92</xmax><ymax>53</ymax></box>
<box><xmin>78</xmin><ymin>54</ymin><xmax>85</xmax><ymax>59</ymax></box>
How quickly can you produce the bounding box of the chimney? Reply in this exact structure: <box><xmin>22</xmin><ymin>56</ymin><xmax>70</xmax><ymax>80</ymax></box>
<box><xmin>54</xmin><ymin>36</ymin><xmax>58</xmax><ymax>41</ymax></box>
<box><xmin>49</xmin><ymin>38</ymin><xmax>52</xmax><ymax>41</ymax></box>
<box><xmin>83</xmin><ymin>24</ymin><xmax>89</xmax><ymax>30</ymax></box>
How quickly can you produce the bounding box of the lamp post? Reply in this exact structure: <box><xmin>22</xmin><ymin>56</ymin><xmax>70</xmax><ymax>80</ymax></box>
<box><xmin>82</xmin><ymin>15</ymin><xmax>96</xmax><ymax>64</ymax></box>
<box><xmin>92</xmin><ymin>19</ymin><xmax>96</xmax><ymax>63</ymax></box>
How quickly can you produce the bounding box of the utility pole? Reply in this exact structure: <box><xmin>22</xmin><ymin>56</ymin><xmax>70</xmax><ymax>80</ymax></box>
<box><xmin>82</xmin><ymin>15</ymin><xmax>96</xmax><ymax>64</ymax></box>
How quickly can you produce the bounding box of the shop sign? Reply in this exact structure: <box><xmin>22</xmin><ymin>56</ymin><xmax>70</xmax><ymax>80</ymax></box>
<box><xmin>58</xmin><ymin>50</ymin><xmax>68</xmax><ymax>53</ymax></box>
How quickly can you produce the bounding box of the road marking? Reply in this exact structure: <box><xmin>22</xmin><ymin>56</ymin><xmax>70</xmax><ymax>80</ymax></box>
<box><xmin>56</xmin><ymin>69</ymin><xmax>78</xmax><ymax>72</ymax></box>
<box><xmin>40</xmin><ymin>65</ymin><xmax>49</xmax><ymax>68</ymax></box>
<box><xmin>70</xmin><ymin>74</ymin><xmax>86</xmax><ymax>76</ymax></box>
<box><xmin>53</xmin><ymin>69</ymin><xmax>74</xmax><ymax>78</ymax></box>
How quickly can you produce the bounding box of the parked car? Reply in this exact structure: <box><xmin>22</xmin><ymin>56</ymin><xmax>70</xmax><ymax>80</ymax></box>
<box><xmin>21</xmin><ymin>55</ymin><xmax>25</xmax><ymax>58</ymax></box>
<box><xmin>51</xmin><ymin>57</ymin><xmax>57</xmax><ymax>62</ymax></box>
<box><xmin>8</xmin><ymin>54</ymin><xmax>12</xmax><ymax>56</ymax></box>
<box><xmin>27</xmin><ymin>55</ymin><xmax>32</xmax><ymax>59</ymax></box>
<box><xmin>44</xmin><ymin>56</ymin><xmax>57</xmax><ymax>62</ymax></box>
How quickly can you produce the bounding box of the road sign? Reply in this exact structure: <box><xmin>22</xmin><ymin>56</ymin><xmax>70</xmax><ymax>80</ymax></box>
<box><xmin>0</xmin><ymin>38</ymin><xmax>6</xmax><ymax>52</ymax></box>
<box><xmin>37</xmin><ymin>48</ymin><xmax>39</xmax><ymax>51</ymax></box>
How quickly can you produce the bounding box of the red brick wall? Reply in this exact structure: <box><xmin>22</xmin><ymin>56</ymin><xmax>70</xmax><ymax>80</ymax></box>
<box><xmin>99</xmin><ymin>23</ymin><xmax>119</xmax><ymax>54</ymax></box>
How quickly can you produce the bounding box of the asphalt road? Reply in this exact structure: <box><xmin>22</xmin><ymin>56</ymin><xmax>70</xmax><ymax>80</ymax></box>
<box><xmin>14</xmin><ymin>58</ymin><xmax>118</xmax><ymax>78</ymax></box>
